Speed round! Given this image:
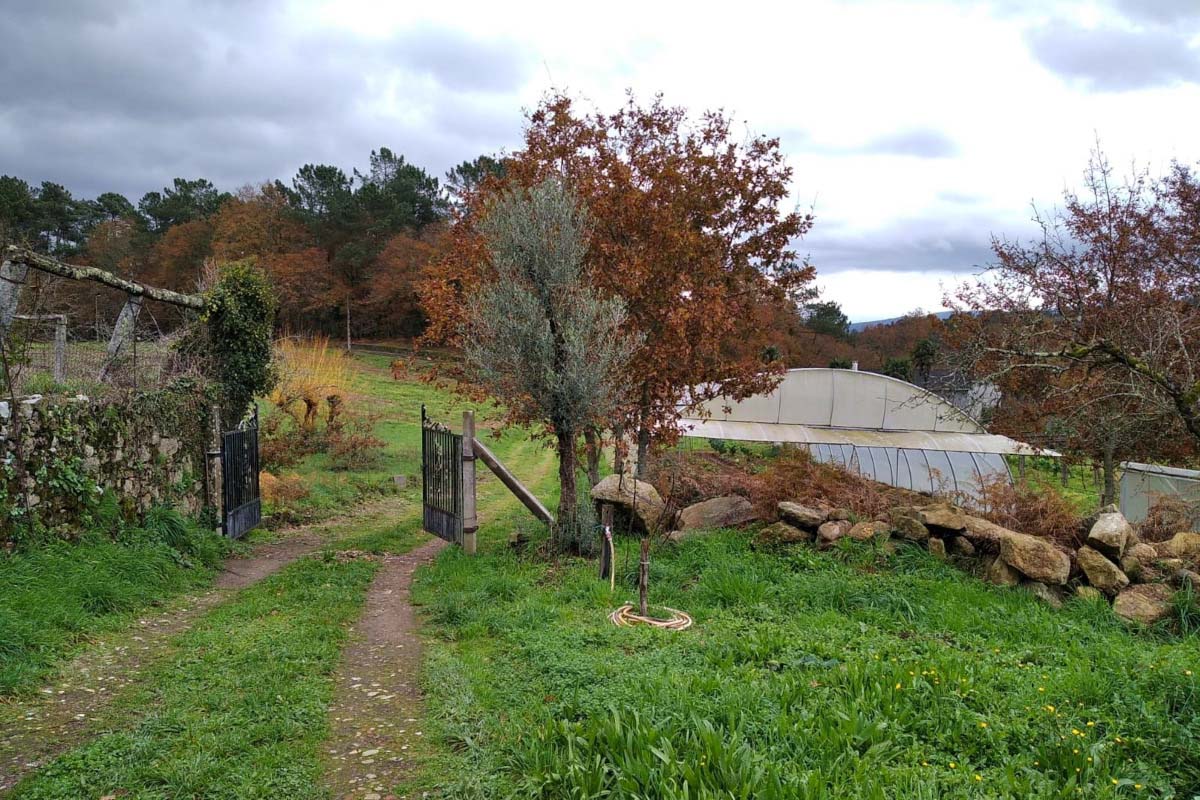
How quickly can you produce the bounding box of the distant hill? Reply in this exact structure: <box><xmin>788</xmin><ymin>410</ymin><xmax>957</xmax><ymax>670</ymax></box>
<box><xmin>849</xmin><ymin>310</ymin><xmax>954</xmax><ymax>333</ymax></box>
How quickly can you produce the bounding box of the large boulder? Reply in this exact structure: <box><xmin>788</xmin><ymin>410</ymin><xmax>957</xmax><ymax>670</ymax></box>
<box><xmin>1076</xmin><ymin>545</ymin><xmax>1130</xmax><ymax>595</ymax></box>
<box><xmin>984</xmin><ymin>556</ymin><xmax>1021</xmax><ymax>587</ymax></box>
<box><xmin>889</xmin><ymin>508</ymin><xmax>930</xmax><ymax>542</ymax></box>
<box><xmin>817</xmin><ymin>520</ymin><xmax>852</xmax><ymax>547</ymax></box>
<box><xmin>960</xmin><ymin>515</ymin><xmax>1009</xmax><ymax>550</ymax></box>
<box><xmin>1156</xmin><ymin>532</ymin><xmax>1200</xmax><ymax>561</ymax></box>
<box><xmin>1087</xmin><ymin>511</ymin><xmax>1132</xmax><ymax>560</ymax></box>
<box><xmin>1113</xmin><ymin>584</ymin><xmax>1175</xmax><ymax>625</ymax></box>
<box><xmin>949</xmin><ymin>536</ymin><xmax>977</xmax><ymax>557</ymax></box>
<box><xmin>999</xmin><ymin>532</ymin><xmax>1071</xmax><ymax>586</ymax></box>
<box><xmin>917</xmin><ymin>503</ymin><xmax>966</xmax><ymax>532</ymax></box>
<box><xmin>778</xmin><ymin>502</ymin><xmax>827</xmax><ymax>530</ymax></box>
<box><xmin>678</xmin><ymin>495</ymin><xmax>757</xmax><ymax>531</ymax></box>
<box><xmin>592</xmin><ymin>474</ymin><xmax>669</xmax><ymax>533</ymax></box>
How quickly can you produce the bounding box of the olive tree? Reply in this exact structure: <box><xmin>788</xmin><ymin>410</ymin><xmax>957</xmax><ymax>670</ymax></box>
<box><xmin>463</xmin><ymin>178</ymin><xmax>638</xmax><ymax>550</ymax></box>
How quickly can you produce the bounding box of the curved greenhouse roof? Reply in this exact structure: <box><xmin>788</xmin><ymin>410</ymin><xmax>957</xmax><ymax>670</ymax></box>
<box><xmin>680</xmin><ymin>368</ymin><xmax>1047</xmax><ymax>498</ymax></box>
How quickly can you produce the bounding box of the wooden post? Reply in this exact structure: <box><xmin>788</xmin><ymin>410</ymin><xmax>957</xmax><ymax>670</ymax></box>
<box><xmin>462</xmin><ymin>410</ymin><xmax>478</xmax><ymax>555</ymax></box>
<box><xmin>52</xmin><ymin>315</ymin><xmax>66</xmax><ymax>383</ymax></box>
<box><xmin>100</xmin><ymin>295</ymin><xmax>143</xmax><ymax>381</ymax></box>
<box><xmin>206</xmin><ymin>404</ymin><xmax>224</xmax><ymax>533</ymax></box>
<box><xmin>638</xmin><ymin>538</ymin><xmax>649</xmax><ymax>617</ymax></box>
<box><xmin>1017</xmin><ymin>455</ymin><xmax>1026</xmax><ymax>480</ymax></box>
<box><xmin>599</xmin><ymin>503</ymin><xmax>614</xmax><ymax>581</ymax></box>
<box><xmin>472</xmin><ymin>435</ymin><xmax>554</xmax><ymax>525</ymax></box>
<box><xmin>1060</xmin><ymin>459</ymin><xmax>1069</xmax><ymax>487</ymax></box>
<box><xmin>0</xmin><ymin>258</ymin><xmax>29</xmax><ymax>330</ymax></box>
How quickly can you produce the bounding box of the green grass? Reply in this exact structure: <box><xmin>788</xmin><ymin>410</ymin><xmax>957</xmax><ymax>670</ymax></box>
<box><xmin>11</xmin><ymin>552</ymin><xmax>378</xmax><ymax>799</ymax></box>
<box><xmin>0</xmin><ymin>510</ymin><xmax>228</xmax><ymax>696</ymax></box>
<box><xmin>411</xmin><ymin>523</ymin><xmax>1200</xmax><ymax>798</ymax></box>
<box><xmin>1009</xmin><ymin>455</ymin><xmax>1106</xmax><ymax>513</ymax></box>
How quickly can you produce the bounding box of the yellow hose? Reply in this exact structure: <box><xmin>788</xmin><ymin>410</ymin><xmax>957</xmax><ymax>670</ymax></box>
<box><xmin>608</xmin><ymin>603</ymin><xmax>693</xmax><ymax>631</ymax></box>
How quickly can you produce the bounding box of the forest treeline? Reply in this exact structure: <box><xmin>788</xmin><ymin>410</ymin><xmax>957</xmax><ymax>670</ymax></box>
<box><xmin>0</xmin><ymin>149</ymin><xmax>932</xmax><ymax>369</ymax></box>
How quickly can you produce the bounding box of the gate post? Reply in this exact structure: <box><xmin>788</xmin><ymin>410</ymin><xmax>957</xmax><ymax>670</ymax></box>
<box><xmin>206</xmin><ymin>404</ymin><xmax>223</xmax><ymax>532</ymax></box>
<box><xmin>462</xmin><ymin>410</ymin><xmax>478</xmax><ymax>555</ymax></box>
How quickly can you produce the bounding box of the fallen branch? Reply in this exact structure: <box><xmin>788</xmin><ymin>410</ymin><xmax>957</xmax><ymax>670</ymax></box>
<box><xmin>3</xmin><ymin>245</ymin><xmax>206</xmax><ymax>310</ymax></box>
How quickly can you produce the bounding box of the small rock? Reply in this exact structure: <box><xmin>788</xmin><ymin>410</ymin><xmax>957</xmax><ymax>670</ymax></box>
<box><xmin>1113</xmin><ymin>583</ymin><xmax>1175</xmax><ymax>625</ymax></box>
<box><xmin>1121</xmin><ymin>542</ymin><xmax>1159</xmax><ymax>580</ymax></box>
<box><xmin>889</xmin><ymin>508</ymin><xmax>930</xmax><ymax>542</ymax></box>
<box><xmin>1175</xmin><ymin>568</ymin><xmax>1200</xmax><ymax>590</ymax></box>
<box><xmin>949</xmin><ymin>536</ymin><xmax>976</xmax><ymax>557</ymax></box>
<box><xmin>847</xmin><ymin>520</ymin><xmax>888</xmax><ymax>542</ymax></box>
<box><xmin>817</xmin><ymin>520</ymin><xmax>851</xmax><ymax>547</ymax></box>
<box><xmin>1087</xmin><ymin>511</ymin><xmax>1132</xmax><ymax>560</ymax></box>
<box><xmin>828</xmin><ymin>508</ymin><xmax>852</xmax><ymax>521</ymax></box>
<box><xmin>777</xmin><ymin>501</ymin><xmax>827</xmax><ymax>529</ymax></box>
<box><xmin>1156</xmin><ymin>531</ymin><xmax>1200</xmax><ymax>561</ymax></box>
<box><xmin>927</xmin><ymin>537</ymin><xmax>947</xmax><ymax>560</ymax></box>
<box><xmin>985</xmin><ymin>556</ymin><xmax>1021</xmax><ymax>587</ymax></box>
<box><xmin>917</xmin><ymin>502</ymin><xmax>966</xmax><ymax>532</ymax></box>
<box><xmin>1075</xmin><ymin>585</ymin><xmax>1103</xmax><ymax>601</ymax></box>
<box><xmin>752</xmin><ymin>521</ymin><xmax>812</xmax><ymax>549</ymax></box>
<box><xmin>678</xmin><ymin>495</ymin><xmax>757</xmax><ymax>531</ymax></box>
<box><xmin>1076</xmin><ymin>545</ymin><xmax>1129</xmax><ymax>596</ymax></box>
<box><xmin>1024</xmin><ymin>581</ymin><xmax>1064</xmax><ymax>609</ymax></box>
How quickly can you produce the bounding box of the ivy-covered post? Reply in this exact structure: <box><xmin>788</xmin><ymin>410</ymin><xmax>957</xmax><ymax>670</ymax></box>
<box><xmin>202</xmin><ymin>259</ymin><xmax>277</xmax><ymax>430</ymax></box>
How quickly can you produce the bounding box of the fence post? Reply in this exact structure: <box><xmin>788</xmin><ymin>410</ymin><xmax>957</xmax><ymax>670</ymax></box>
<box><xmin>206</xmin><ymin>404</ymin><xmax>224</xmax><ymax>533</ymax></box>
<box><xmin>52</xmin><ymin>315</ymin><xmax>66</xmax><ymax>383</ymax></box>
<box><xmin>599</xmin><ymin>503</ymin><xmax>614</xmax><ymax>581</ymax></box>
<box><xmin>462</xmin><ymin>410</ymin><xmax>478</xmax><ymax>555</ymax></box>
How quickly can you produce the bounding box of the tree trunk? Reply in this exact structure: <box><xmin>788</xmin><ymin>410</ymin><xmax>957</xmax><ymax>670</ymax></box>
<box><xmin>1101</xmin><ymin>443</ymin><xmax>1117</xmax><ymax>507</ymax></box>
<box><xmin>612</xmin><ymin>422</ymin><xmax>626</xmax><ymax>475</ymax></box>
<box><xmin>584</xmin><ymin>427</ymin><xmax>602</xmax><ymax>487</ymax></box>
<box><xmin>636</xmin><ymin>424</ymin><xmax>651</xmax><ymax>479</ymax></box>
<box><xmin>556</xmin><ymin>428</ymin><xmax>579</xmax><ymax>551</ymax></box>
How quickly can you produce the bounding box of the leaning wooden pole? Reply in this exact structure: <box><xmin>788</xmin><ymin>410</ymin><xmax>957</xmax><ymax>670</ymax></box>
<box><xmin>3</xmin><ymin>246</ymin><xmax>205</xmax><ymax>310</ymax></box>
<box><xmin>471</xmin><ymin>435</ymin><xmax>555</xmax><ymax>526</ymax></box>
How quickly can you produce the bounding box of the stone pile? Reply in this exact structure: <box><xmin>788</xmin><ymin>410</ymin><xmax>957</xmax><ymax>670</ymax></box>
<box><xmin>593</xmin><ymin>478</ymin><xmax>1197</xmax><ymax>627</ymax></box>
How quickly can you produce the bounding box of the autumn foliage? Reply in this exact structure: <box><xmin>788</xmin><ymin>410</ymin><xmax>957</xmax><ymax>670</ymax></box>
<box><xmin>420</xmin><ymin>92</ymin><xmax>815</xmax><ymax>467</ymax></box>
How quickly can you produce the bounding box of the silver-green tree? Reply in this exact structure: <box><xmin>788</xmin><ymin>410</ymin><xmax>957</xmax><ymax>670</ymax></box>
<box><xmin>464</xmin><ymin>178</ymin><xmax>638</xmax><ymax>549</ymax></box>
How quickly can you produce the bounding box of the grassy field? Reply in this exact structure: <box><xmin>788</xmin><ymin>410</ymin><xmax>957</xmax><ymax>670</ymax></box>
<box><xmin>7</xmin><ymin>353</ymin><xmax>1200</xmax><ymax>798</ymax></box>
<box><xmin>411</xmin><ymin>524</ymin><xmax>1200</xmax><ymax>798</ymax></box>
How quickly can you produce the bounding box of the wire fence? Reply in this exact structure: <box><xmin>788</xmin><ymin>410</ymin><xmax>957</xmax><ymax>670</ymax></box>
<box><xmin>0</xmin><ymin>271</ymin><xmax>202</xmax><ymax>398</ymax></box>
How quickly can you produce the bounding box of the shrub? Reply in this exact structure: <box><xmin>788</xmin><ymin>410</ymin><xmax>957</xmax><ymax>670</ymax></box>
<box><xmin>971</xmin><ymin>475</ymin><xmax>1084</xmax><ymax>548</ymax></box>
<box><xmin>202</xmin><ymin>259</ymin><xmax>277</xmax><ymax>427</ymax></box>
<box><xmin>1139</xmin><ymin>494</ymin><xmax>1200</xmax><ymax>543</ymax></box>
<box><xmin>269</xmin><ymin>335</ymin><xmax>351</xmax><ymax>435</ymax></box>
<box><xmin>260</xmin><ymin>471</ymin><xmax>310</xmax><ymax>508</ymax></box>
<box><xmin>327</xmin><ymin>413</ymin><xmax>387</xmax><ymax>472</ymax></box>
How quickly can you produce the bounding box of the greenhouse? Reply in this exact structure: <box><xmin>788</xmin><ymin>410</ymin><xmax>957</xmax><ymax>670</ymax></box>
<box><xmin>680</xmin><ymin>368</ymin><xmax>1045</xmax><ymax>500</ymax></box>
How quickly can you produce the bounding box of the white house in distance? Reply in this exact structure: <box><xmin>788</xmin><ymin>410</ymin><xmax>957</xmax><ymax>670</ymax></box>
<box><xmin>679</xmin><ymin>367</ymin><xmax>1046</xmax><ymax>500</ymax></box>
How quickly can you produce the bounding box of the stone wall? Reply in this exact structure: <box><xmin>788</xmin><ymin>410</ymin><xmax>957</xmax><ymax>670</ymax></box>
<box><xmin>0</xmin><ymin>386</ymin><xmax>215</xmax><ymax>540</ymax></box>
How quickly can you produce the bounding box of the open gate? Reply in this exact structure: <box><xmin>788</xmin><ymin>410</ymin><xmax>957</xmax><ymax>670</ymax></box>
<box><xmin>222</xmin><ymin>407</ymin><xmax>261</xmax><ymax>539</ymax></box>
<box><xmin>421</xmin><ymin>404</ymin><xmax>463</xmax><ymax>543</ymax></box>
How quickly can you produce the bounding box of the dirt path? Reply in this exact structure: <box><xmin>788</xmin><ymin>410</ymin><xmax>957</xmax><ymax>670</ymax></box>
<box><xmin>322</xmin><ymin>536</ymin><xmax>446</xmax><ymax>800</ymax></box>
<box><xmin>0</xmin><ymin>528</ymin><xmax>329</xmax><ymax>792</ymax></box>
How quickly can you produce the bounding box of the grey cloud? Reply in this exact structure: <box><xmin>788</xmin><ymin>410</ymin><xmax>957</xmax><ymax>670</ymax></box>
<box><xmin>0</xmin><ymin>2</ymin><xmax>531</xmax><ymax>200</ymax></box>
<box><xmin>859</xmin><ymin>129</ymin><xmax>959</xmax><ymax>158</ymax></box>
<box><xmin>801</xmin><ymin>214</ymin><xmax>1018</xmax><ymax>275</ymax></box>
<box><xmin>783</xmin><ymin>127</ymin><xmax>959</xmax><ymax>159</ymax></box>
<box><xmin>1111</xmin><ymin>0</ymin><xmax>1200</xmax><ymax>25</ymax></box>
<box><xmin>1026</xmin><ymin>20</ymin><xmax>1200</xmax><ymax>90</ymax></box>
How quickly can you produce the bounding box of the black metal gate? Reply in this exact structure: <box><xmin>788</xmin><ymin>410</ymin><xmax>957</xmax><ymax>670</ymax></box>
<box><xmin>222</xmin><ymin>407</ymin><xmax>261</xmax><ymax>539</ymax></box>
<box><xmin>421</xmin><ymin>404</ymin><xmax>463</xmax><ymax>543</ymax></box>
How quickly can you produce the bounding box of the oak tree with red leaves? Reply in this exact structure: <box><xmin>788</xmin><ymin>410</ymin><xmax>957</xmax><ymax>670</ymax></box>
<box><xmin>952</xmin><ymin>151</ymin><xmax>1200</xmax><ymax>499</ymax></box>
<box><xmin>420</xmin><ymin>92</ymin><xmax>815</xmax><ymax>475</ymax></box>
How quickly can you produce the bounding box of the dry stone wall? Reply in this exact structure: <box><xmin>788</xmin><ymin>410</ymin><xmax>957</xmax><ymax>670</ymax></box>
<box><xmin>0</xmin><ymin>386</ymin><xmax>214</xmax><ymax>541</ymax></box>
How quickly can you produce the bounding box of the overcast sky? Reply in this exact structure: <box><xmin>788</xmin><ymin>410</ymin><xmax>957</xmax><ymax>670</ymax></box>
<box><xmin>2</xmin><ymin>0</ymin><xmax>1199</xmax><ymax>320</ymax></box>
